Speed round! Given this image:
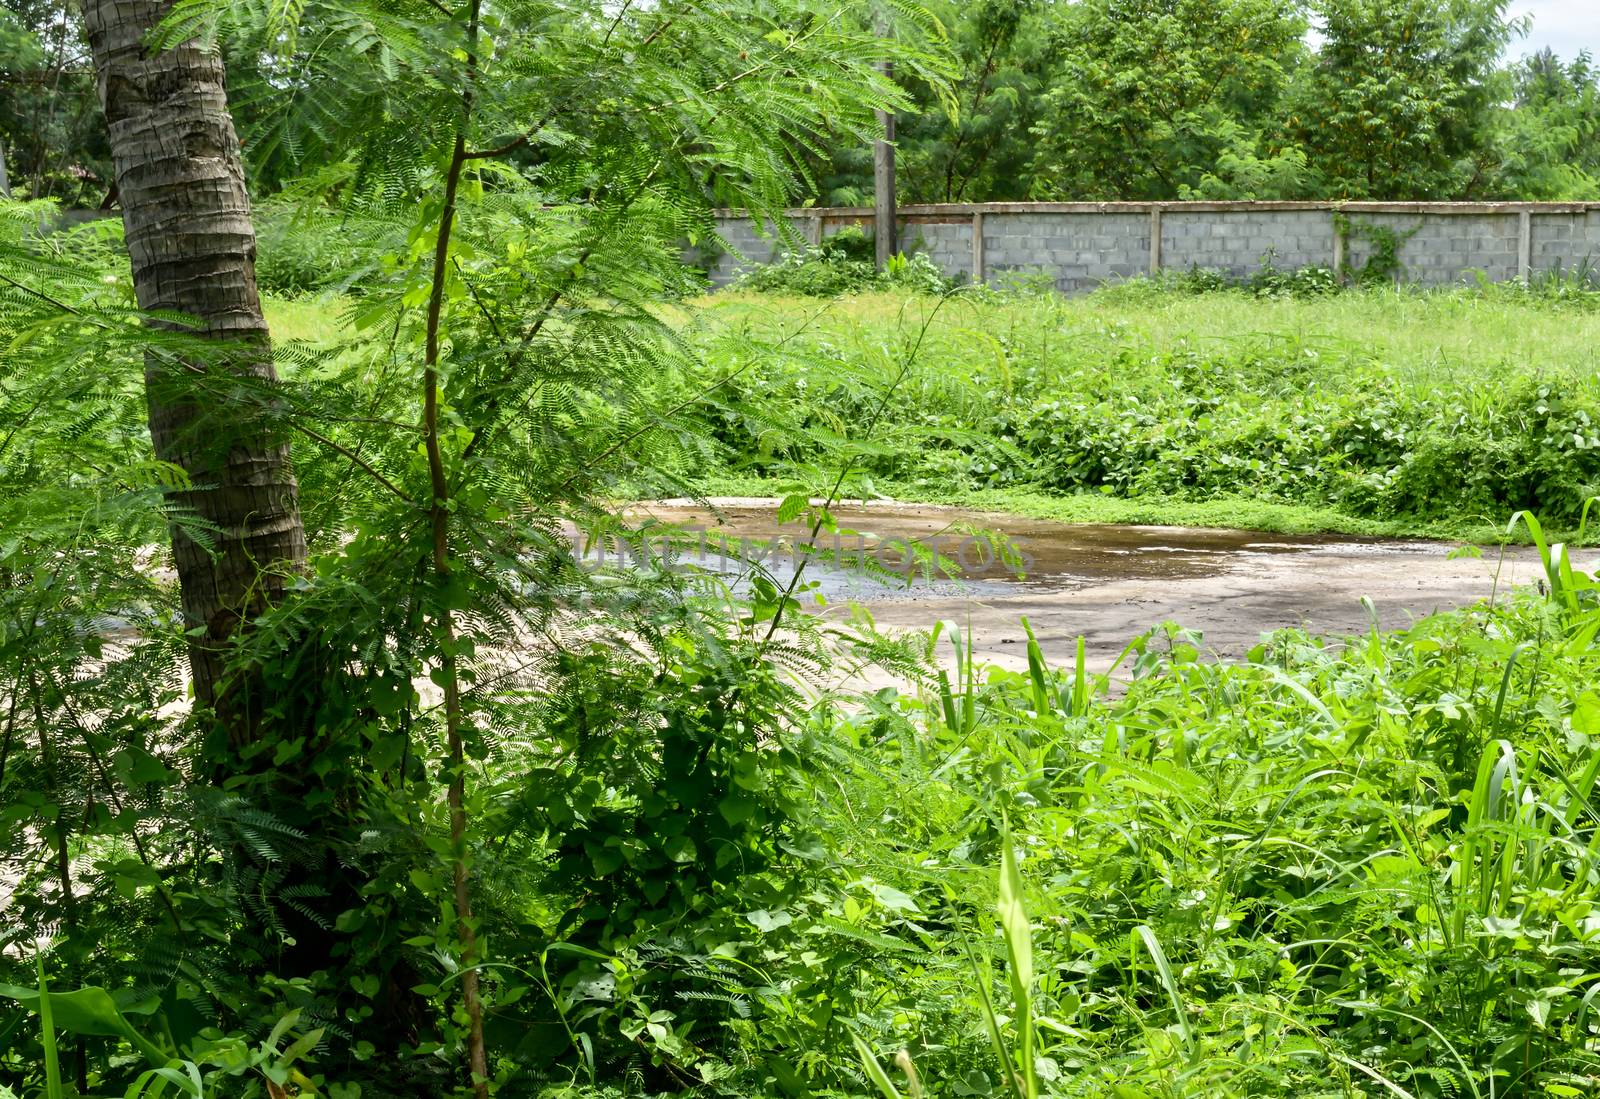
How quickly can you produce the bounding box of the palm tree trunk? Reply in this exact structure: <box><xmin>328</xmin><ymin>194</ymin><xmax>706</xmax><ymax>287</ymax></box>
<box><xmin>83</xmin><ymin>0</ymin><xmax>307</xmax><ymax>735</ymax></box>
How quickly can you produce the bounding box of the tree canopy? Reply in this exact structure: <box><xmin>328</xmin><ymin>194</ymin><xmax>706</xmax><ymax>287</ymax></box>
<box><xmin>809</xmin><ymin>0</ymin><xmax>1600</xmax><ymax>204</ymax></box>
<box><xmin>7</xmin><ymin>0</ymin><xmax>1598</xmax><ymax>206</ymax></box>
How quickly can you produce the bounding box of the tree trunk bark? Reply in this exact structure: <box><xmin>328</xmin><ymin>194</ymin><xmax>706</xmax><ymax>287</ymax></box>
<box><xmin>82</xmin><ymin>0</ymin><xmax>307</xmax><ymax>734</ymax></box>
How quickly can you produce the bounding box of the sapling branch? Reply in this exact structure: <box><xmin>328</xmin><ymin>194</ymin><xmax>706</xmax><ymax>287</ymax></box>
<box><xmin>756</xmin><ymin>291</ymin><xmax>959</xmax><ymax>652</ymax></box>
<box><xmin>421</xmin><ymin>0</ymin><xmax>491</xmax><ymax>1092</ymax></box>
<box><xmin>554</xmin><ymin>298</ymin><xmax>837</xmax><ymax>497</ymax></box>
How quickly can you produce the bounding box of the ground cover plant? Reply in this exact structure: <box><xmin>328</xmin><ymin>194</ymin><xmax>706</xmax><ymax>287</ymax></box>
<box><xmin>678</xmin><ymin>278</ymin><xmax>1600</xmax><ymax>541</ymax></box>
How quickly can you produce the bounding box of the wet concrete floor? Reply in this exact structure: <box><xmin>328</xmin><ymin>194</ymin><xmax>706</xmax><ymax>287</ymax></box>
<box><xmin>630</xmin><ymin>498</ymin><xmax>1567</xmax><ymax>676</ymax></box>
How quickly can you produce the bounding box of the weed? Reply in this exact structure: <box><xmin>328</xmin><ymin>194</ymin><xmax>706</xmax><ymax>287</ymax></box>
<box><xmin>682</xmin><ymin>286</ymin><xmax>1600</xmax><ymax>533</ymax></box>
<box><xmin>732</xmin><ymin>227</ymin><xmax>955</xmax><ymax>296</ymax></box>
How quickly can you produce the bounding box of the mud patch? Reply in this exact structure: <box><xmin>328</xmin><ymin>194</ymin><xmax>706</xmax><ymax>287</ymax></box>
<box><xmin>631</xmin><ymin>498</ymin><xmax>1562</xmax><ymax>673</ymax></box>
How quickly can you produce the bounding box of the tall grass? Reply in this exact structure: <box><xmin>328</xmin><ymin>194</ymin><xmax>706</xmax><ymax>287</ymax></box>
<box><xmin>811</xmin><ymin>555</ymin><xmax>1600</xmax><ymax>1097</ymax></box>
<box><xmin>678</xmin><ymin>285</ymin><xmax>1600</xmax><ymax>538</ymax></box>
<box><xmin>696</xmin><ymin>286</ymin><xmax>1600</xmax><ymax>395</ymax></box>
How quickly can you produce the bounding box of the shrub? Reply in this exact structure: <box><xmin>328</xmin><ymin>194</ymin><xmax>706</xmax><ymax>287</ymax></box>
<box><xmin>253</xmin><ymin>204</ymin><xmax>396</xmax><ymax>296</ymax></box>
<box><xmin>732</xmin><ymin>226</ymin><xmax>955</xmax><ymax>296</ymax></box>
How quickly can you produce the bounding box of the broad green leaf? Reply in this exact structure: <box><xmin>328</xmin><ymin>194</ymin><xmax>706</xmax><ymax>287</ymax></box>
<box><xmin>0</xmin><ymin>983</ymin><xmax>171</xmax><ymax>1068</ymax></box>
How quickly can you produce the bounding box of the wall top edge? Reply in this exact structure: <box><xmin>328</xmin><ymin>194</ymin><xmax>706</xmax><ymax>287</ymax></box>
<box><xmin>712</xmin><ymin>201</ymin><xmax>1599</xmax><ymax>217</ymax></box>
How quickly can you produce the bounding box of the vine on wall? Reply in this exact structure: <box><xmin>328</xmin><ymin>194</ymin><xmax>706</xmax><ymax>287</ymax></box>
<box><xmin>1335</xmin><ymin>213</ymin><xmax>1423</xmax><ymax>284</ymax></box>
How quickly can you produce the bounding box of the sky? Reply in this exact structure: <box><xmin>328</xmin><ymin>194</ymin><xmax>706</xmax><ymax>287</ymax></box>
<box><xmin>1509</xmin><ymin>1</ymin><xmax>1600</xmax><ymax>60</ymax></box>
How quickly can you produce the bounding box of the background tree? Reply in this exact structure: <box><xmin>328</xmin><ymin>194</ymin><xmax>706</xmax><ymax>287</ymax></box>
<box><xmin>793</xmin><ymin>0</ymin><xmax>1592</xmax><ymax>206</ymax></box>
<box><xmin>1286</xmin><ymin>0</ymin><xmax>1517</xmax><ymax>198</ymax></box>
<box><xmin>0</xmin><ymin>2</ymin><xmax>109</xmax><ymax>203</ymax></box>
<box><xmin>1027</xmin><ymin>0</ymin><xmax>1310</xmax><ymax>200</ymax></box>
<box><xmin>893</xmin><ymin>0</ymin><xmax>1054</xmax><ymax>202</ymax></box>
<box><xmin>1491</xmin><ymin>48</ymin><xmax>1600</xmax><ymax>200</ymax></box>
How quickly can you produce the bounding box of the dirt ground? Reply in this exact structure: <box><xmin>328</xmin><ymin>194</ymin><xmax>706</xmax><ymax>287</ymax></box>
<box><xmin>632</xmin><ymin>498</ymin><xmax>1565</xmax><ymax>677</ymax></box>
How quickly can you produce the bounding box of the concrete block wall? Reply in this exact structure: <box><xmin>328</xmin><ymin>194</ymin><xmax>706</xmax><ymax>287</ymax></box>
<box><xmin>700</xmin><ymin>214</ymin><xmax>813</xmax><ymax>285</ymax></box>
<box><xmin>707</xmin><ymin>201</ymin><xmax>1600</xmax><ymax>292</ymax></box>
<box><xmin>1529</xmin><ymin>210</ymin><xmax>1600</xmax><ymax>278</ymax></box>
<box><xmin>1342</xmin><ymin>212</ymin><xmax>1520</xmax><ymax>284</ymax></box>
<box><xmin>981</xmin><ymin>211</ymin><xmax>1149</xmax><ymax>292</ymax></box>
<box><xmin>903</xmin><ymin>219</ymin><xmax>972</xmax><ymax>278</ymax></box>
<box><xmin>1163</xmin><ymin>208</ymin><xmax>1332</xmax><ymax>278</ymax></box>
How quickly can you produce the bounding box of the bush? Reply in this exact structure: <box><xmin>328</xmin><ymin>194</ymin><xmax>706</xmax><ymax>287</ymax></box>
<box><xmin>1247</xmin><ymin>256</ymin><xmax>1340</xmax><ymax>298</ymax></box>
<box><xmin>686</xmin><ymin>289</ymin><xmax>1600</xmax><ymax>527</ymax></box>
<box><xmin>732</xmin><ymin>226</ymin><xmax>955</xmax><ymax>296</ymax></box>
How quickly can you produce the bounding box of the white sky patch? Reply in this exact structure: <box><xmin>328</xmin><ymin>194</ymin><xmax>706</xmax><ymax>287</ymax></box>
<box><xmin>1507</xmin><ymin>1</ymin><xmax>1598</xmax><ymax>59</ymax></box>
<box><xmin>1304</xmin><ymin>1</ymin><xmax>1599</xmax><ymax>61</ymax></box>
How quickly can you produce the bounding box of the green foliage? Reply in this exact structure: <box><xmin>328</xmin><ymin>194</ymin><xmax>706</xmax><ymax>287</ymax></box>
<box><xmin>792</xmin><ymin>0</ymin><xmax>1045</xmax><ymax>206</ymax></box>
<box><xmin>807</xmin><ymin>566</ymin><xmax>1600</xmax><ymax>1097</ymax></box>
<box><xmin>1029</xmin><ymin>0</ymin><xmax>1310</xmax><ymax>201</ymax></box>
<box><xmin>890</xmin><ymin>0</ymin><xmax>1055</xmax><ymax>204</ymax></box>
<box><xmin>250</xmin><ymin>202</ymin><xmax>397</xmax><ymax>297</ymax></box>
<box><xmin>7</xmin><ymin>981</ymin><xmax>332</xmax><ymax>1099</ymax></box>
<box><xmin>11</xmin><ymin>0</ymin><xmax>1600</xmax><ymax>1096</ymax></box>
<box><xmin>734</xmin><ymin>228</ymin><xmax>955</xmax><ymax>296</ymax></box>
<box><xmin>1286</xmin><ymin>0</ymin><xmax>1517</xmax><ymax>198</ymax></box>
<box><xmin>804</xmin><ymin>0</ymin><xmax>1589</xmax><ymax>204</ymax></box>
<box><xmin>428</xmin><ymin>526</ymin><xmax>1600</xmax><ymax>1098</ymax></box>
<box><xmin>1131</xmin><ymin>254</ymin><xmax>1344</xmax><ymax>299</ymax></box>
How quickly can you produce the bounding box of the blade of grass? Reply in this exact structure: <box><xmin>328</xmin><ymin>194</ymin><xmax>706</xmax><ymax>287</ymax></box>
<box><xmin>1071</xmin><ymin>635</ymin><xmax>1088</xmax><ymax>717</ymax></box>
<box><xmin>1132</xmin><ymin>925</ymin><xmax>1193</xmax><ymax>1050</ymax></box>
<box><xmin>38</xmin><ymin>955</ymin><xmax>62</xmax><ymax>1099</ymax></box>
<box><xmin>1020</xmin><ymin>616</ymin><xmax>1051</xmax><ymax>715</ymax></box>
<box><xmin>999</xmin><ymin>824</ymin><xmax>1037</xmax><ymax>1099</ymax></box>
<box><xmin>851</xmin><ymin>1033</ymin><xmax>906</xmax><ymax>1099</ymax></box>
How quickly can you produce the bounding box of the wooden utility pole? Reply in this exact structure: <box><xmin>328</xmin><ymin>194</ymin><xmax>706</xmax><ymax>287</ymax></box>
<box><xmin>873</xmin><ymin>13</ymin><xmax>896</xmax><ymax>268</ymax></box>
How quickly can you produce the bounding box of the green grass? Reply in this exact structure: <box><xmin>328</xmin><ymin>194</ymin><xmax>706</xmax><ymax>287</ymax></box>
<box><xmin>695</xmin><ymin>285</ymin><xmax>1600</xmax><ymax>393</ymax></box>
<box><xmin>264</xmin><ymin>293</ymin><xmax>349</xmax><ymax>344</ymax></box>
<box><xmin>265</xmin><ymin>284</ymin><xmax>1600</xmax><ymax>543</ymax></box>
<box><xmin>680</xmin><ymin>284</ymin><xmax>1600</xmax><ymax>540</ymax></box>
<box><xmin>273</xmin><ymin>282</ymin><xmax>1600</xmax><ymax>394</ymax></box>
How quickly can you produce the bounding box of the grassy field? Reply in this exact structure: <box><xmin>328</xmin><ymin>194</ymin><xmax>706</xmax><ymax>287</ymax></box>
<box><xmin>268</xmin><ymin>282</ymin><xmax>1600</xmax><ymax>391</ymax></box>
<box><xmin>695</xmin><ymin>285</ymin><xmax>1600</xmax><ymax>389</ymax></box>
<box><xmin>671</xmin><ymin>284</ymin><xmax>1600</xmax><ymax>543</ymax></box>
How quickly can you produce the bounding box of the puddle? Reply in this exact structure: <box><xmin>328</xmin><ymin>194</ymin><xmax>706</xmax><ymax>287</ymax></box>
<box><xmin>625</xmin><ymin>499</ymin><xmax>1554</xmax><ymax>670</ymax></box>
<box><xmin>626</xmin><ymin>501</ymin><xmax>1384</xmax><ymax>600</ymax></box>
